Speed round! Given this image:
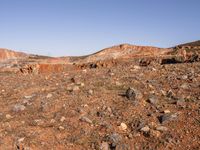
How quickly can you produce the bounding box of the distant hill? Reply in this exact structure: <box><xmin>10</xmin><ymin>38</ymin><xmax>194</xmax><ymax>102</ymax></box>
<box><xmin>0</xmin><ymin>48</ymin><xmax>28</xmax><ymax>62</ymax></box>
<box><xmin>177</xmin><ymin>40</ymin><xmax>200</xmax><ymax>47</ymax></box>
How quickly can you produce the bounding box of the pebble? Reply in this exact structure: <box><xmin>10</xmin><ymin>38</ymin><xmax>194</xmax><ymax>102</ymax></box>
<box><xmin>60</xmin><ymin>116</ymin><xmax>66</xmax><ymax>122</ymax></box>
<box><xmin>24</xmin><ymin>95</ymin><xmax>33</xmax><ymax>99</ymax></box>
<box><xmin>159</xmin><ymin>113</ymin><xmax>178</xmax><ymax>124</ymax></box>
<box><xmin>180</xmin><ymin>83</ymin><xmax>189</xmax><ymax>90</ymax></box>
<box><xmin>18</xmin><ymin>137</ymin><xmax>25</xmax><ymax>143</ymax></box>
<box><xmin>163</xmin><ymin>110</ymin><xmax>171</xmax><ymax>114</ymax></box>
<box><xmin>72</xmin><ymin>86</ymin><xmax>80</xmax><ymax>92</ymax></box>
<box><xmin>100</xmin><ymin>142</ymin><xmax>109</xmax><ymax>150</ymax></box>
<box><xmin>182</xmin><ymin>75</ymin><xmax>188</xmax><ymax>80</ymax></box>
<box><xmin>148</xmin><ymin>95</ymin><xmax>158</xmax><ymax>105</ymax></box>
<box><xmin>125</xmin><ymin>87</ymin><xmax>136</xmax><ymax>100</ymax></box>
<box><xmin>133</xmin><ymin>65</ymin><xmax>141</xmax><ymax>70</ymax></box>
<box><xmin>6</xmin><ymin>114</ymin><xmax>12</xmax><ymax>119</ymax></box>
<box><xmin>46</xmin><ymin>93</ymin><xmax>53</xmax><ymax>98</ymax></box>
<box><xmin>176</xmin><ymin>99</ymin><xmax>186</xmax><ymax>107</ymax></box>
<box><xmin>80</xmin><ymin>116</ymin><xmax>93</xmax><ymax>124</ymax></box>
<box><xmin>88</xmin><ymin>89</ymin><xmax>94</xmax><ymax>95</ymax></box>
<box><xmin>58</xmin><ymin>126</ymin><xmax>65</xmax><ymax>131</ymax></box>
<box><xmin>156</xmin><ymin>126</ymin><xmax>168</xmax><ymax>132</ymax></box>
<box><xmin>140</xmin><ymin>126</ymin><xmax>150</xmax><ymax>132</ymax></box>
<box><xmin>119</xmin><ymin>122</ymin><xmax>128</xmax><ymax>131</ymax></box>
<box><xmin>108</xmin><ymin>133</ymin><xmax>122</xmax><ymax>147</ymax></box>
<box><xmin>12</xmin><ymin>104</ymin><xmax>26</xmax><ymax>112</ymax></box>
<box><xmin>50</xmin><ymin>119</ymin><xmax>56</xmax><ymax>124</ymax></box>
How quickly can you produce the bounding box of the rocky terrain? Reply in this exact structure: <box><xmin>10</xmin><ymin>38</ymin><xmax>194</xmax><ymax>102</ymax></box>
<box><xmin>0</xmin><ymin>41</ymin><xmax>200</xmax><ymax>150</ymax></box>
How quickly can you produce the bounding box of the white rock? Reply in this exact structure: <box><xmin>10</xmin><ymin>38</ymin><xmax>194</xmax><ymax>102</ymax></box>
<box><xmin>156</xmin><ymin>126</ymin><xmax>168</xmax><ymax>132</ymax></box>
<box><xmin>6</xmin><ymin>114</ymin><xmax>12</xmax><ymax>119</ymax></box>
<box><xmin>163</xmin><ymin>110</ymin><xmax>171</xmax><ymax>114</ymax></box>
<box><xmin>140</xmin><ymin>126</ymin><xmax>150</xmax><ymax>132</ymax></box>
<box><xmin>12</xmin><ymin>104</ymin><xmax>26</xmax><ymax>112</ymax></box>
<box><xmin>60</xmin><ymin>116</ymin><xmax>66</xmax><ymax>122</ymax></box>
<box><xmin>46</xmin><ymin>93</ymin><xmax>53</xmax><ymax>98</ymax></box>
<box><xmin>119</xmin><ymin>122</ymin><xmax>128</xmax><ymax>131</ymax></box>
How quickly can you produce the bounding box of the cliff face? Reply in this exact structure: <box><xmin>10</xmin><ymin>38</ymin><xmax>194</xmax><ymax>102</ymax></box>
<box><xmin>0</xmin><ymin>48</ymin><xmax>27</xmax><ymax>61</ymax></box>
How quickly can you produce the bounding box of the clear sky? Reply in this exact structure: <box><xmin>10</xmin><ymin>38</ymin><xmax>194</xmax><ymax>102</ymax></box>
<box><xmin>0</xmin><ymin>0</ymin><xmax>200</xmax><ymax>56</ymax></box>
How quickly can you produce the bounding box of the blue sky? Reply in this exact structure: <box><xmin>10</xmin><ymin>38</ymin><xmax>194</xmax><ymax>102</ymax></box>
<box><xmin>0</xmin><ymin>0</ymin><xmax>200</xmax><ymax>56</ymax></box>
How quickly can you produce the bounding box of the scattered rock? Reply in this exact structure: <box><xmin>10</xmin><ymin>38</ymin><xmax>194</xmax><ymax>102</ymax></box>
<box><xmin>24</xmin><ymin>95</ymin><xmax>33</xmax><ymax>99</ymax></box>
<box><xmin>100</xmin><ymin>142</ymin><xmax>109</xmax><ymax>150</ymax></box>
<box><xmin>18</xmin><ymin>137</ymin><xmax>25</xmax><ymax>143</ymax></box>
<box><xmin>133</xmin><ymin>65</ymin><xmax>141</xmax><ymax>70</ymax></box>
<box><xmin>88</xmin><ymin>89</ymin><xmax>94</xmax><ymax>95</ymax></box>
<box><xmin>72</xmin><ymin>86</ymin><xmax>80</xmax><ymax>92</ymax></box>
<box><xmin>140</xmin><ymin>126</ymin><xmax>150</xmax><ymax>132</ymax></box>
<box><xmin>148</xmin><ymin>95</ymin><xmax>158</xmax><ymax>105</ymax></box>
<box><xmin>180</xmin><ymin>83</ymin><xmax>190</xmax><ymax>90</ymax></box>
<box><xmin>176</xmin><ymin>99</ymin><xmax>186</xmax><ymax>107</ymax></box>
<box><xmin>182</xmin><ymin>75</ymin><xmax>188</xmax><ymax>80</ymax></box>
<box><xmin>125</xmin><ymin>87</ymin><xmax>136</xmax><ymax>100</ymax></box>
<box><xmin>60</xmin><ymin>116</ymin><xmax>66</xmax><ymax>122</ymax></box>
<box><xmin>159</xmin><ymin>113</ymin><xmax>178</xmax><ymax>124</ymax></box>
<box><xmin>58</xmin><ymin>126</ymin><xmax>65</xmax><ymax>131</ymax></box>
<box><xmin>119</xmin><ymin>122</ymin><xmax>128</xmax><ymax>131</ymax></box>
<box><xmin>46</xmin><ymin>93</ymin><xmax>53</xmax><ymax>98</ymax></box>
<box><xmin>12</xmin><ymin>104</ymin><xmax>26</xmax><ymax>112</ymax></box>
<box><xmin>156</xmin><ymin>126</ymin><xmax>168</xmax><ymax>132</ymax></box>
<box><xmin>5</xmin><ymin>114</ymin><xmax>12</xmax><ymax>119</ymax></box>
<box><xmin>80</xmin><ymin>116</ymin><xmax>93</xmax><ymax>124</ymax></box>
<box><xmin>150</xmin><ymin>130</ymin><xmax>161</xmax><ymax>138</ymax></box>
<box><xmin>107</xmin><ymin>133</ymin><xmax>122</xmax><ymax>148</ymax></box>
<box><xmin>163</xmin><ymin>110</ymin><xmax>171</xmax><ymax>114</ymax></box>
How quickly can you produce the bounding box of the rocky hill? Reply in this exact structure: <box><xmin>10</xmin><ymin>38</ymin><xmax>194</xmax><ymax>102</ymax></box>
<box><xmin>0</xmin><ymin>48</ymin><xmax>28</xmax><ymax>62</ymax></box>
<box><xmin>0</xmin><ymin>41</ymin><xmax>200</xmax><ymax>149</ymax></box>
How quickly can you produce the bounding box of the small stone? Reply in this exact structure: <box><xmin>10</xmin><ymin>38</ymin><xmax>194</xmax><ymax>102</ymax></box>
<box><xmin>80</xmin><ymin>83</ymin><xmax>85</xmax><ymax>87</ymax></box>
<box><xmin>156</xmin><ymin>126</ymin><xmax>168</xmax><ymax>132</ymax></box>
<box><xmin>33</xmin><ymin>119</ymin><xmax>44</xmax><ymax>126</ymax></box>
<box><xmin>88</xmin><ymin>89</ymin><xmax>93</xmax><ymax>95</ymax></box>
<box><xmin>150</xmin><ymin>130</ymin><xmax>161</xmax><ymax>138</ymax></box>
<box><xmin>50</xmin><ymin>119</ymin><xmax>56</xmax><ymax>124</ymax></box>
<box><xmin>140</xmin><ymin>126</ymin><xmax>150</xmax><ymax>132</ymax></box>
<box><xmin>180</xmin><ymin>83</ymin><xmax>189</xmax><ymax>90</ymax></box>
<box><xmin>133</xmin><ymin>65</ymin><xmax>141</xmax><ymax>70</ymax></box>
<box><xmin>182</xmin><ymin>75</ymin><xmax>188</xmax><ymax>80</ymax></box>
<box><xmin>148</xmin><ymin>95</ymin><xmax>158</xmax><ymax>105</ymax></box>
<box><xmin>108</xmin><ymin>133</ymin><xmax>122</xmax><ymax>147</ymax></box>
<box><xmin>119</xmin><ymin>123</ymin><xmax>127</xmax><ymax>131</ymax></box>
<box><xmin>46</xmin><ymin>93</ymin><xmax>52</xmax><ymax>98</ymax></box>
<box><xmin>100</xmin><ymin>142</ymin><xmax>109</xmax><ymax>150</ymax></box>
<box><xmin>176</xmin><ymin>99</ymin><xmax>186</xmax><ymax>107</ymax></box>
<box><xmin>72</xmin><ymin>86</ymin><xmax>80</xmax><ymax>92</ymax></box>
<box><xmin>80</xmin><ymin>116</ymin><xmax>93</xmax><ymax>124</ymax></box>
<box><xmin>166</xmin><ymin>90</ymin><xmax>175</xmax><ymax>99</ymax></box>
<box><xmin>6</xmin><ymin>114</ymin><xmax>12</xmax><ymax>119</ymax></box>
<box><xmin>18</xmin><ymin>137</ymin><xmax>25</xmax><ymax>143</ymax></box>
<box><xmin>107</xmin><ymin>107</ymin><xmax>112</xmax><ymax>113</ymax></box>
<box><xmin>58</xmin><ymin>126</ymin><xmax>65</xmax><ymax>131</ymax></box>
<box><xmin>115</xmin><ymin>81</ymin><xmax>121</xmax><ymax>86</ymax></box>
<box><xmin>159</xmin><ymin>113</ymin><xmax>178</xmax><ymax>124</ymax></box>
<box><xmin>60</xmin><ymin>116</ymin><xmax>66</xmax><ymax>122</ymax></box>
<box><xmin>24</xmin><ymin>95</ymin><xmax>33</xmax><ymax>99</ymax></box>
<box><xmin>125</xmin><ymin>87</ymin><xmax>136</xmax><ymax>100</ymax></box>
<box><xmin>128</xmin><ymin>133</ymin><xmax>133</xmax><ymax>139</ymax></box>
<box><xmin>12</xmin><ymin>104</ymin><xmax>26</xmax><ymax>112</ymax></box>
<box><xmin>163</xmin><ymin>110</ymin><xmax>171</xmax><ymax>114</ymax></box>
